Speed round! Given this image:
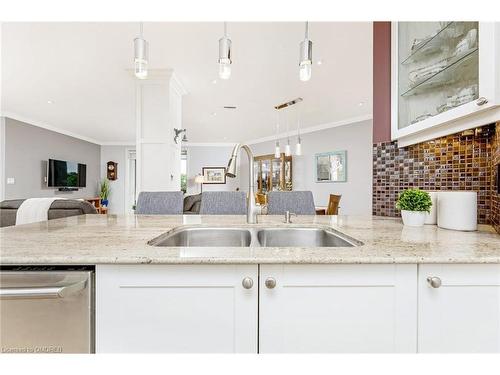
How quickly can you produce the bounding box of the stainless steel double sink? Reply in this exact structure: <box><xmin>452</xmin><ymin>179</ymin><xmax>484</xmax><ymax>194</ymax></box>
<box><xmin>148</xmin><ymin>225</ymin><xmax>361</xmax><ymax>248</ymax></box>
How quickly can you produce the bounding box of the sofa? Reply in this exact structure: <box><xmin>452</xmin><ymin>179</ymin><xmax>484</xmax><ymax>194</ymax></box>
<box><xmin>183</xmin><ymin>193</ymin><xmax>202</xmax><ymax>214</ymax></box>
<box><xmin>0</xmin><ymin>199</ymin><xmax>97</xmax><ymax>227</ymax></box>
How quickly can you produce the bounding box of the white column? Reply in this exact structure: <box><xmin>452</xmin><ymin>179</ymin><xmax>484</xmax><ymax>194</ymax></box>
<box><xmin>0</xmin><ymin>116</ymin><xmax>5</xmax><ymax>201</ymax></box>
<box><xmin>135</xmin><ymin>70</ymin><xmax>186</xmax><ymax>194</ymax></box>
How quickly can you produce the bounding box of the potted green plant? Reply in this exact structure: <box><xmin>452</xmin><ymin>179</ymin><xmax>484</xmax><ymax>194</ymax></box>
<box><xmin>99</xmin><ymin>178</ymin><xmax>111</xmax><ymax>207</ymax></box>
<box><xmin>396</xmin><ymin>188</ymin><xmax>432</xmax><ymax>227</ymax></box>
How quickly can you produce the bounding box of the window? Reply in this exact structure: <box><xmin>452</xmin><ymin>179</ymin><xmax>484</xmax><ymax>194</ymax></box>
<box><xmin>180</xmin><ymin>148</ymin><xmax>188</xmax><ymax>193</ymax></box>
<box><xmin>125</xmin><ymin>149</ymin><xmax>137</xmax><ymax>213</ymax></box>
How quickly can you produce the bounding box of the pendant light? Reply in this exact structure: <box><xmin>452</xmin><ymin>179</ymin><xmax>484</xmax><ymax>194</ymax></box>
<box><xmin>218</xmin><ymin>22</ymin><xmax>232</xmax><ymax>80</ymax></box>
<box><xmin>285</xmin><ymin>109</ymin><xmax>291</xmax><ymax>157</ymax></box>
<box><xmin>299</xmin><ymin>22</ymin><xmax>312</xmax><ymax>82</ymax></box>
<box><xmin>285</xmin><ymin>141</ymin><xmax>291</xmax><ymax>157</ymax></box>
<box><xmin>134</xmin><ymin>22</ymin><xmax>149</xmax><ymax>79</ymax></box>
<box><xmin>295</xmin><ymin>104</ymin><xmax>302</xmax><ymax>156</ymax></box>
<box><xmin>274</xmin><ymin>111</ymin><xmax>281</xmax><ymax>158</ymax></box>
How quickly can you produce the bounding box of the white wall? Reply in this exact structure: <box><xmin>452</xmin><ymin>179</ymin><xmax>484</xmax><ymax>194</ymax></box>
<box><xmin>241</xmin><ymin>120</ymin><xmax>373</xmax><ymax>215</ymax></box>
<box><xmin>100</xmin><ymin>146</ymin><xmax>128</xmax><ymax>214</ymax></box>
<box><xmin>4</xmin><ymin>118</ymin><xmax>100</xmax><ymax>200</ymax></box>
<box><xmin>186</xmin><ymin>145</ymin><xmax>240</xmax><ymax>195</ymax></box>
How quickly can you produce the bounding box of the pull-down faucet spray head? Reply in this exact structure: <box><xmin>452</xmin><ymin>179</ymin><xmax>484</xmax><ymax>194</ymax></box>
<box><xmin>225</xmin><ymin>143</ymin><xmax>257</xmax><ymax>223</ymax></box>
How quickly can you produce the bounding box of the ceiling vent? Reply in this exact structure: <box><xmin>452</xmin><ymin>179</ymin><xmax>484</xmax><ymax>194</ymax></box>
<box><xmin>223</xmin><ymin>106</ymin><xmax>237</xmax><ymax>109</ymax></box>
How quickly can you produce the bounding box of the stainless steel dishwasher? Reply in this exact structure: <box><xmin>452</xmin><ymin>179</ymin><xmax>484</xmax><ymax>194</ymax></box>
<box><xmin>0</xmin><ymin>266</ymin><xmax>94</xmax><ymax>353</ymax></box>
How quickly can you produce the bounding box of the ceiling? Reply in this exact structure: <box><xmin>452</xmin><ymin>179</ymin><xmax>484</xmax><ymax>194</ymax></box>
<box><xmin>1</xmin><ymin>22</ymin><xmax>373</xmax><ymax>144</ymax></box>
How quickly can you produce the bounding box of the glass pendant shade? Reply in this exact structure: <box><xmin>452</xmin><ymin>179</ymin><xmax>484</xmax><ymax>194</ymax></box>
<box><xmin>295</xmin><ymin>138</ymin><xmax>302</xmax><ymax>156</ymax></box>
<box><xmin>299</xmin><ymin>23</ymin><xmax>313</xmax><ymax>82</ymax></box>
<box><xmin>134</xmin><ymin>37</ymin><xmax>148</xmax><ymax>79</ymax></box>
<box><xmin>285</xmin><ymin>142</ymin><xmax>291</xmax><ymax>157</ymax></box>
<box><xmin>299</xmin><ymin>61</ymin><xmax>312</xmax><ymax>81</ymax></box>
<box><xmin>218</xmin><ymin>36</ymin><xmax>232</xmax><ymax>80</ymax></box>
<box><xmin>219</xmin><ymin>60</ymin><xmax>231</xmax><ymax>80</ymax></box>
<box><xmin>274</xmin><ymin>141</ymin><xmax>281</xmax><ymax>158</ymax></box>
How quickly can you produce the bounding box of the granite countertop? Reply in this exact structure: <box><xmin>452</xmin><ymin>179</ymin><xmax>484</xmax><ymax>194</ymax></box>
<box><xmin>0</xmin><ymin>214</ymin><xmax>499</xmax><ymax>265</ymax></box>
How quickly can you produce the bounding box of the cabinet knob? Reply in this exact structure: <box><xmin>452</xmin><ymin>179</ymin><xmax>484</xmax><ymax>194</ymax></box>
<box><xmin>476</xmin><ymin>97</ymin><xmax>488</xmax><ymax>106</ymax></box>
<box><xmin>242</xmin><ymin>277</ymin><xmax>254</xmax><ymax>289</ymax></box>
<box><xmin>265</xmin><ymin>277</ymin><xmax>276</xmax><ymax>289</ymax></box>
<box><xmin>427</xmin><ymin>276</ymin><xmax>442</xmax><ymax>288</ymax></box>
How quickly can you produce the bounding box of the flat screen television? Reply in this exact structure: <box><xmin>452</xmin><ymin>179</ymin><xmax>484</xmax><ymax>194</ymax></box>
<box><xmin>47</xmin><ymin>159</ymin><xmax>87</xmax><ymax>188</ymax></box>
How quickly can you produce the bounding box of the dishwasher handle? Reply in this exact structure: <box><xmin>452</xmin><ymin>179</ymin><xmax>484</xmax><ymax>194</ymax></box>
<box><xmin>0</xmin><ymin>279</ymin><xmax>87</xmax><ymax>299</ymax></box>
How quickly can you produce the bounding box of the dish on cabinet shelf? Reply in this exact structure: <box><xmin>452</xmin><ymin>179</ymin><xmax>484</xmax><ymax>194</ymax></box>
<box><xmin>436</xmin><ymin>84</ymin><xmax>478</xmax><ymax>114</ymax></box>
<box><xmin>454</xmin><ymin>29</ymin><xmax>477</xmax><ymax>57</ymax></box>
<box><xmin>410</xmin><ymin>113</ymin><xmax>433</xmax><ymax>125</ymax></box>
<box><xmin>402</xmin><ymin>21</ymin><xmax>475</xmax><ymax>65</ymax></box>
<box><xmin>408</xmin><ymin>59</ymin><xmax>448</xmax><ymax>87</ymax></box>
<box><xmin>400</xmin><ymin>47</ymin><xmax>478</xmax><ymax>97</ymax></box>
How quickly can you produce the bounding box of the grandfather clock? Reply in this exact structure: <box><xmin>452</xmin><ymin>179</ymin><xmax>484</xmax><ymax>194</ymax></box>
<box><xmin>107</xmin><ymin>161</ymin><xmax>117</xmax><ymax>180</ymax></box>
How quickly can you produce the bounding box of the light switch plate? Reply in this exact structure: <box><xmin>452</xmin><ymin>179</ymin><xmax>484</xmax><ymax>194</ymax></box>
<box><xmin>7</xmin><ymin>177</ymin><xmax>15</xmax><ymax>184</ymax></box>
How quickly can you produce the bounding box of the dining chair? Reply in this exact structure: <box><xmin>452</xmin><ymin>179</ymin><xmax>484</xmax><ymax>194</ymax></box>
<box><xmin>267</xmin><ymin>191</ymin><xmax>316</xmax><ymax>215</ymax></box>
<box><xmin>326</xmin><ymin>194</ymin><xmax>342</xmax><ymax>215</ymax></box>
<box><xmin>255</xmin><ymin>193</ymin><xmax>267</xmax><ymax>205</ymax></box>
<box><xmin>199</xmin><ymin>191</ymin><xmax>247</xmax><ymax>215</ymax></box>
<box><xmin>135</xmin><ymin>191</ymin><xmax>184</xmax><ymax>214</ymax></box>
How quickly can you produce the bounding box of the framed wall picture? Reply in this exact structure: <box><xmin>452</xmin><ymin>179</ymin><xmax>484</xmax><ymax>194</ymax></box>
<box><xmin>315</xmin><ymin>151</ymin><xmax>347</xmax><ymax>183</ymax></box>
<box><xmin>202</xmin><ymin>167</ymin><xmax>226</xmax><ymax>184</ymax></box>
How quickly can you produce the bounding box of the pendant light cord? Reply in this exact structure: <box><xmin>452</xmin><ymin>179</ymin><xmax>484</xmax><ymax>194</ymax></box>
<box><xmin>305</xmin><ymin>21</ymin><xmax>309</xmax><ymax>39</ymax></box>
<box><xmin>276</xmin><ymin>111</ymin><xmax>280</xmax><ymax>137</ymax></box>
<box><xmin>297</xmin><ymin>104</ymin><xmax>301</xmax><ymax>140</ymax></box>
<box><xmin>140</xmin><ymin>22</ymin><xmax>144</xmax><ymax>38</ymax></box>
<box><xmin>224</xmin><ymin>21</ymin><xmax>227</xmax><ymax>37</ymax></box>
<box><xmin>286</xmin><ymin>109</ymin><xmax>290</xmax><ymax>143</ymax></box>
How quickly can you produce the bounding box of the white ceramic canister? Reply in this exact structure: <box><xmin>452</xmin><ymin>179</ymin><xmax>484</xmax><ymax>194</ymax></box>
<box><xmin>437</xmin><ymin>191</ymin><xmax>477</xmax><ymax>231</ymax></box>
<box><xmin>424</xmin><ymin>191</ymin><xmax>438</xmax><ymax>225</ymax></box>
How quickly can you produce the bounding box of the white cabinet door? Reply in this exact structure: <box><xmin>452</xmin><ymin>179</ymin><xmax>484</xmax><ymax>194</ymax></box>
<box><xmin>259</xmin><ymin>264</ymin><xmax>417</xmax><ymax>353</ymax></box>
<box><xmin>419</xmin><ymin>264</ymin><xmax>500</xmax><ymax>353</ymax></box>
<box><xmin>96</xmin><ymin>264</ymin><xmax>258</xmax><ymax>353</ymax></box>
<box><xmin>391</xmin><ymin>22</ymin><xmax>500</xmax><ymax>147</ymax></box>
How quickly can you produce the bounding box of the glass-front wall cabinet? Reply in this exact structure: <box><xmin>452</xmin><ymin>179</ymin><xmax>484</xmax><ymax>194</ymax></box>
<box><xmin>254</xmin><ymin>153</ymin><xmax>292</xmax><ymax>194</ymax></box>
<box><xmin>397</xmin><ymin>22</ymin><xmax>479</xmax><ymax>129</ymax></box>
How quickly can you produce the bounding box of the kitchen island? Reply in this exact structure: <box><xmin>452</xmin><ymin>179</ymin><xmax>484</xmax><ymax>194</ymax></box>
<box><xmin>1</xmin><ymin>214</ymin><xmax>499</xmax><ymax>264</ymax></box>
<box><xmin>1</xmin><ymin>214</ymin><xmax>500</xmax><ymax>353</ymax></box>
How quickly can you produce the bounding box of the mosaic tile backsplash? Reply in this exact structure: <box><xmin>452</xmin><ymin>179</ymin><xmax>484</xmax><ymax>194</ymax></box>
<box><xmin>373</xmin><ymin>123</ymin><xmax>499</xmax><ymax>230</ymax></box>
<box><xmin>491</xmin><ymin>124</ymin><xmax>500</xmax><ymax>233</ymax></box>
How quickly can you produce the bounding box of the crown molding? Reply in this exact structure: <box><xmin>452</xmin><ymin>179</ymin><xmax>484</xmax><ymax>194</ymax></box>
<box><xmin>1</xmin><ymin>112</ymin><xmax>103</xmax><ymax>145</ymax></box>
<box><xmin>127</xmin><ymin>68</ymin><xmax>173</xmax><ymax>81</ymax></box>
<box><xmin>128</xmin><ymin>69</ymin><xmax>188</xmax><ymax>96</ymax></box>
<box><xmin>1</xmin><ymin>112</ymin><xmax>137</xmax><ymax>146</ymax></box>
<box><xmin>1</xmin><ymin>112</ymin><xmax>373</xmax><ymax>148</ymax></box>
<box><xmin>100</xmin><ymin>141</ymin><xmax>136</xmax><ymax>146</ymax></box>
<box><xmin>244</xmin><ymin>114</ymin><xmax>373</xmax><ymax>145</ymax></box>
<box><xmin>183</xmin><ymin>142</ymin><xmax>236</xmax><ymax>147</ymax></box>
<box><xmin>170</xmin><ymin>73</ymin><xmax>188</xmax><ymax>96</ymax></box>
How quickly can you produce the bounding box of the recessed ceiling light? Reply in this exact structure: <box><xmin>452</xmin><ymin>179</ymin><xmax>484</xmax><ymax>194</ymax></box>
<box><xmin>358</xmin><ymin>102</ymin><xmax>364</xmax><ymax>106</ymax></box>
<box><xmin>211</xmin><ymin>112</ymin><xmax>217</xmax><ymax>116</ymax></box>
<box><xmin>212</xmin><ymin>79</ymin><xmax>217</xmax><ymax>84</ymax></box>
<box><xmin>317</xmin><ymin>60</ymin><xmax>323</xmax><ymax>65</ymax></box>
<box><xmin>47</xmin><ymin>100</ymin><xmax>53</xmax><ymax>104</ymax></box>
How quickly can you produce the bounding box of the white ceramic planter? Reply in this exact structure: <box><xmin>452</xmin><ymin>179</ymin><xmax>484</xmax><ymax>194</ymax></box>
<box><xmin>401</xmin><ymin>210</ymin><xmax>427</xmax><ymax>227</ymax></box>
